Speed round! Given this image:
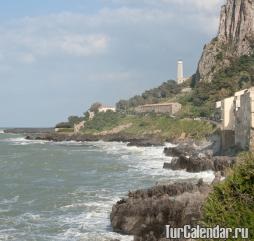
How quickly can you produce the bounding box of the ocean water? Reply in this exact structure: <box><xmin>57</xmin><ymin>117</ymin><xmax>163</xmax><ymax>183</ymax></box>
<box><xmin>0</xmin><ymin>131</ymin><xmax>214</xmax><ymax>241</ymax></box>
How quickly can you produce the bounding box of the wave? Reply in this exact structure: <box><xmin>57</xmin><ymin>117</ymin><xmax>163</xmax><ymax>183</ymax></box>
<box><xmin>0</xmin><ymin>138</ymin><xmax>215</xmax><ymax>240</ymax></box>
<box><xmin>0</xmin><ymin>196</ymin><xmax>19</xmax><ymax>205</ymax></box>
<box><xmin>3</xmin><ymin>137</ymin><xmax>50</xmax><ymax>145</ymax></box>
<box><xmin>89</xmin><ymin>141</ymin><xmax>215</xmax><ymax>183</ymax></box>
<box><xmin>57</xmin><ymin>198</ymin><xmax>133</xmax><ymax>241</ymax></box>
<box><xmin>0</xmin><ymin>129</ymin><xmax>4</xmax><ymax>134</ymax></box>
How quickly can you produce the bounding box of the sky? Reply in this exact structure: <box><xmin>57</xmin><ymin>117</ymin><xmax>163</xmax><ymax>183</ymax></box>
<box><xmin>0</xmin><ymin>0</ymin><xmax>225</xmax><ymax>127</ymax></box>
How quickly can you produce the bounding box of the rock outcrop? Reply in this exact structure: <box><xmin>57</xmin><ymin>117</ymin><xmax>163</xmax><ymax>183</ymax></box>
<box><xmin>110</xmin><ymin>181</ymin><xmax>211</xmax><ymax>241</ymax></box>
<box><xmin>196</xmin><ymin>0</ymin><xmax>254</xmax><ymax>82</ymax></box>
<box><xmin>163</xmin><ymin>145</ymin><xmax>236</xmax><ymax>175</ymax></box>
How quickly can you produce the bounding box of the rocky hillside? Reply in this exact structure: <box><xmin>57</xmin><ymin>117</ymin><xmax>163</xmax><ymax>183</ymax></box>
<box><xmin>196</xmin><ymin>0</ymin><xmax>254</xmax><ymax>82</ymax></box>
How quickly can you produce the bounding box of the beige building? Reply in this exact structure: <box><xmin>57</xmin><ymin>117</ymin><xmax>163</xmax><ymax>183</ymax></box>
<box><xmin>216</xmin><ymin>87</ymin><xmax>254</xmax><ymax>151</ymax></box>
<box><xmin>135</xmin><ymin>102</ymin><xmax>182</xmax><ymax>115</ymax></box>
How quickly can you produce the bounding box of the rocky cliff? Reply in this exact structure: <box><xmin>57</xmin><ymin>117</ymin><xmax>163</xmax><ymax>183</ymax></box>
<box><xmin>196</xmin><ymin>0</ymin><xmax>254</xmax><ymax>82</ymax></box>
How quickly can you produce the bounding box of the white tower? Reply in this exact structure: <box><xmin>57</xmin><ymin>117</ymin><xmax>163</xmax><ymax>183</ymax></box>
<box><xmin>177</xmin><ymin>60</ymin><xmax>184</xmax><ymax>84</ymax></box>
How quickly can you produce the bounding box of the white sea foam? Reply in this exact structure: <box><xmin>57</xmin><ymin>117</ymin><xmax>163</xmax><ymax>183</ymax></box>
<box><xmin>56</xmin><ymin>196</ymin><xmax>133</xmax><ymax>241</ymax></box>
<box><xmin>0</xmin><ymin>196</ymin><xmax>19</xmax><ymax>205</ymax></box>
<box><xmin>0</xmin><ymin>138</ymin><xmax>215</xmax><ymax>240</ymax></box>
<box><xmin>4</xmin><ymin>137</ymin><xmax>49</xmax><ymax>145</ymax></box>
<box><xmin>89</xmin><ymin>141</ymin><xmax>215</xmax><ymax>183</ymax></box>
<box><xmin>0</xmin><ymin>129</ymin><xmax>4</xmax><ymax>134</ymax></box>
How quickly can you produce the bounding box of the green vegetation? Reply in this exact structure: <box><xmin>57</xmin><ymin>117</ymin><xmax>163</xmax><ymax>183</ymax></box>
<box><xmin>89</xmin><ymin>102</ymin><xmax>102</xmax><ymax>113</ymax></box>
<box><xmin>56</xmin><ymin>52</ymin><xmax>254</xmax><ymax>136</ymax></box>
<box><xmin>82</xmin><ymin>111</ymin><xmax>124</xmax><ymax>132</ymax></box>
<box><xmin>116</xmin><ymin>80</ymin><xmax>181</xmax><ymax>111</ymax></box>
<box><xmin>115</xmin><ymin>54</ymin><xmax>254</xmax><ymax>119</ymax></box>
<box><xmin>55</xmin><ymin>122</ymin><xmax>72</xmax><ymax>129</ymax></box>
<box><xmin>202</xmin><ymin>152</ymin><xmax>254</xmax><ymax>240</ymax></box>
<box><xmin>81</xmin><ymin>111</ymin><xmax>215</xmax><ymax>140</ymax></box>
<box><xmin>188</xmin><ymin>54</ymin><xmax>254</xmax><ymax>117</ymax></box>
<box><xmin>56</xmin><ymin>115</ymin><xmax>84</xmax><ymax>128</ymax></box>
<box><xmin>56</xmin><ymin>128</ymin><xmax>74</xmax><ymax>133</ymax></box>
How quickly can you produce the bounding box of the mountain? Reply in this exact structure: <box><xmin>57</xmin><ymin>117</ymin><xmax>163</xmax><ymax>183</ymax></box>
<box><xmin>196</xmin><ymin>0</ymin><xmax>254</xmax><ymax>82</ymax></box>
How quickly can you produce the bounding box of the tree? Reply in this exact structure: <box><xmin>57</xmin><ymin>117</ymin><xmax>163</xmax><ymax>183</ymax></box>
<box><xmin>68</xmin><ymin>116</ymin><xmax>84</xmax><ymax>126</ymax></box>
<box><xmin>89</xmin><ymin>102</ymin><xmax>102</xmax><ymax>113</ymax></box>
<box><xmin>84</xmin><ymin>111</ymin><xmax>90</xmax><ymax>121</ymax></box>
<box><xmin>55</xmin><ymin>122</ymin><xmax>72</xmax><ymax>128</ymax></box>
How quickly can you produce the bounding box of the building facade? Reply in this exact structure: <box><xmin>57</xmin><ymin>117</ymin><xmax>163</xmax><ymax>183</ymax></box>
<box><xmin>216</xmin><ymin>87</ymin><xmax>254</xmax><ymax>151</ymax></box>
<box><xmin>135</xmin><ymin>102</ymin><xmax>182</xmax><ymax>115</ymax></box>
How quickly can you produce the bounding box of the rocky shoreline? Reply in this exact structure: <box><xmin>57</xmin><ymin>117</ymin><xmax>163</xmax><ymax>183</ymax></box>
<box><xmin>25</xmin><ymin>132</ymin><xmax>166</xmax><ymax>146</ymax></box>
<box><xmin>111</xmin><ymin>179</ymin><xmax>212</xmax><ymax>241</ymax></box>
<box><xmin>22</xmin><ymin>131</ymin><xmax>238</xmax><ymax>241</ymax></box>
<box><xmin>4</xmin><ymin>128</ymin><xmax>54</xmax><ymax>134</ymax></box>
<box><xmin>25</xmin><ymin>131</ymin><xmax>236</xmax><ymax>174</ymax></box>
<box><xmin>163</xmin><ymin>144</ymin><xmax>236</xmax><ymax>175</ymax></box>
<box><xmin>109</xmin><ymin>139</ymin><xmax>237</xmax><ymax>241</ymax></box>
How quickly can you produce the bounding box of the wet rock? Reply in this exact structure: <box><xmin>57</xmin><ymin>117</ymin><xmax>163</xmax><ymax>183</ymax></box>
<box><xmin>164</xmin><ymin>155</ymin><xmax>214</xmax><ymax>172</ymax></box>
<box><xmin>127</xmin><ymin>138</ymin><xmax>164</xmax><ymax>147</ymax></box>
<box><xmin>213</xmin><ymin>156</ymin><xmax>236</xmax><ymax>175</ymax></box>
<box><xmin>163</xmin><ymin>145</ymin><xmax>235</xmax><ymax>174</ymax></box>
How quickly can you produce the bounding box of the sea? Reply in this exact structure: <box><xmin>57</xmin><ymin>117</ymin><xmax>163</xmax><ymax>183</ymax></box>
<box><xmin>0</xmin><ymin>129</ymin><xmax>214</xmax><ymax>241</ymax></box>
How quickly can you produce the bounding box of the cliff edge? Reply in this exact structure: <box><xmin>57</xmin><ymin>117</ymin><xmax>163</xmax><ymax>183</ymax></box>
<box><xmin>196</xmin><ymin>0</ymin><xmax>254</xmax><ymax>82</ymax></box>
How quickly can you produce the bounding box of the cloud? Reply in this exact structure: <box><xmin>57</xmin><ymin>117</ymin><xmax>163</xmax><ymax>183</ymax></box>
<box><xmin>87</xmin><ymin>71</ymin><xmax>131</xmax><ymax>82</ymax></box>
<box><xmin>0</xmin><ymin>1</ymin><xmax>226</xmax><ymax>126</ymax></box>
<box><xmin>60</xmin><ymin>34</ymin><xmax>109</xmax><ymax>56</ymax></box>
<box><xmin>105</xmin><ymin>0</ymin><xmax>225</xmax><ymax>11</ymax></box>
<box><xmin>161</xmin><ymin>0</ymin><xmax>224</xmax><ymax>11</ymax></box>
<box><xmin>17</xmin><ymin>53</ymin><xmax>36</xmax><ymax>64</ymax></box>
<box><xmin>0</xmin><ymin>19</ymin><xmax>110</xmax><ymax>64</ymax></box>
<box><xmin>0</xmin><ymin>0</ymin><xmax>223</xmax><ymax>65</ymax></box>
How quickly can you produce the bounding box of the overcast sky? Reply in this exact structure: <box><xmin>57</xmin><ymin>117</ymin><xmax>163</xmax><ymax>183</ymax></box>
<box><xmin>0</xmin><ymin>0</ymin><xmax>225</xmax><ymax>127</ymax></box>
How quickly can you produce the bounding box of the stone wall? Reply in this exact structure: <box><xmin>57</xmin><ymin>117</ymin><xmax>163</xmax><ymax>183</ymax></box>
<box><xmin>235</xmin><ymin>92</ymin><xmax>251</xmax><ymax>150</ymax></box>
<box><xmin>221</xmin><ymin>130</ymin><xmax>235</xmax><ymax>152</ymax></box>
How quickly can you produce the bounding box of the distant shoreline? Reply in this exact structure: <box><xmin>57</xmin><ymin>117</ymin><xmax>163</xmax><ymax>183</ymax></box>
<box><xmin>3</xmin><ymin>128</ymin><xmax>54</xmax><ymax>134</ymax></box>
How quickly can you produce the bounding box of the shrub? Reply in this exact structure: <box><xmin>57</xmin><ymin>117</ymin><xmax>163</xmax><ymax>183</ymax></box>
<box><xmin>83</xmin><ymin>111</ymin><xmax>125</xmax><ymax>132</ymax></box>
<box><xmin>202</xmin><ymin>152</ymin><xmax>254</xmax><ymax>240</ymax></box>
<box><xmin>55</xmin><ymin>122</ymin><xmax>72</xmax><ymax>128</ymax></box>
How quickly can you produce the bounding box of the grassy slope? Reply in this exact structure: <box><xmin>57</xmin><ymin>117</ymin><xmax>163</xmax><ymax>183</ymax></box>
<box><xmin>81</xmin><ymin>111</ymin><xmax>215</xmax><ymax>140</ymax></box>
<box><xmin>202</xmin><ymin>152</ymin><xmax>254</xmax><ymax>240</ymax></box>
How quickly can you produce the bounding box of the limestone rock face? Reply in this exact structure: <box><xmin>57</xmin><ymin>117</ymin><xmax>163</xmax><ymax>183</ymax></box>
<box><xmin>196</xmin><ymin>0</ymin><xmax>254</xmax><ymax>82</ymax></box>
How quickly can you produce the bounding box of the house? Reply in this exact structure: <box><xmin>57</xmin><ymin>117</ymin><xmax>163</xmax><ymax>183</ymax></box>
<box><xmin>216</xmin><ymin>87</ymin><xmax>254</xmax><ymax>151</ymax></box>
<box><xmin>134</xmin><ymin>102</ymin><xmax>182</xmax><ymax>115</ymax></box>
<box><xmin>98</xmin><ymin>105</ymin><xmax>116</xmax><ymax>113</ymax></box>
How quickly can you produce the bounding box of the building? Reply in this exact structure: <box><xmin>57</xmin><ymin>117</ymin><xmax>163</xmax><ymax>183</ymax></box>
<box><xmin>134</xmin><ymin>102</ymin><xmax>182</xmax><ymax>115</ymax></box>
<box><xmin>216</xmin><ymin>87</ymin><xmax>254</xmax><ymax>151</ymax></box>
<box><xmin>98</xmin><ymin>105</ymin><xmax>116</xmax><ymax>113</ymax></box>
